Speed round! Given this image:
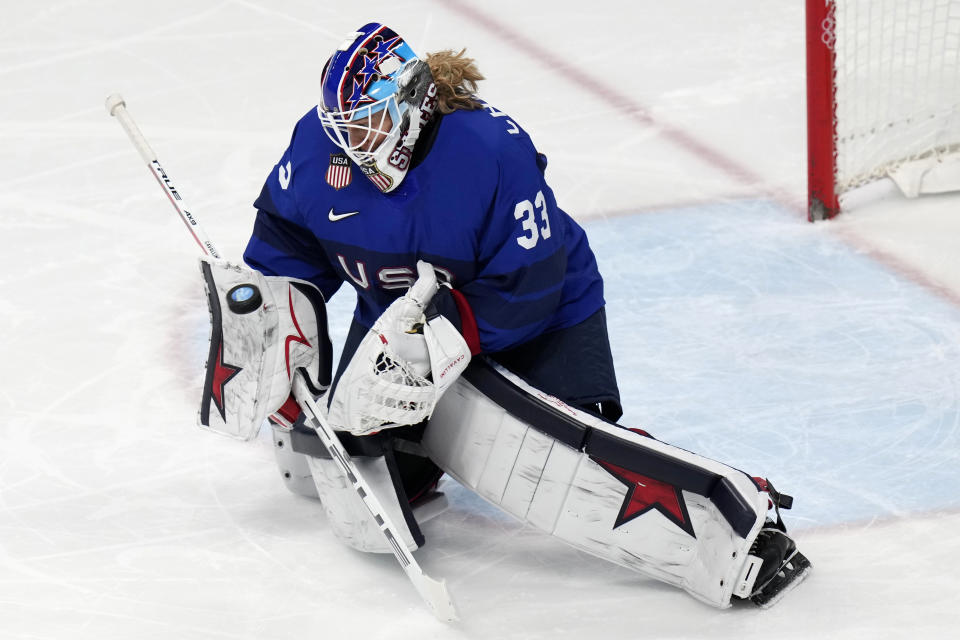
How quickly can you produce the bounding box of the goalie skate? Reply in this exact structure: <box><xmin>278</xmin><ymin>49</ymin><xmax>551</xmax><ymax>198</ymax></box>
<box><xmin>741</xmin><ymin>527</ymin><xmax>812</xmax><ymax>608</ymax></box>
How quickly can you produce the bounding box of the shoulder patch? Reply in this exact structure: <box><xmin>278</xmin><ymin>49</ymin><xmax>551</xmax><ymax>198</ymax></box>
<box><xmin>326</xmin><ymin>153</ymin><xmax>352</xmax><ymax>190</ymax></box>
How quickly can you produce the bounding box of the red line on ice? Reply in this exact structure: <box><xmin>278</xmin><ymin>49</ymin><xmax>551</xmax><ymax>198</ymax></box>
<box><xmin>437</xmin><ymin>0</ymin><xmax>803</xmax><ymax>216</ymax></box>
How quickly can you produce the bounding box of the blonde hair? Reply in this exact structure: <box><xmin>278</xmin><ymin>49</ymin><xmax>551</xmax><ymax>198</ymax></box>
<box><xmin>425</xmin><ymin>49</ymin><xmax>484</xmax><ymax>114</ymax></box>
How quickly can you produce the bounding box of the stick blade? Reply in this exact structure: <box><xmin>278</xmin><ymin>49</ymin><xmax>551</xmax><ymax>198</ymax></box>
<box><xmin>411</xmin><ymin>571</ymin><xmax>458</xmax><ymax>622</ymax></box>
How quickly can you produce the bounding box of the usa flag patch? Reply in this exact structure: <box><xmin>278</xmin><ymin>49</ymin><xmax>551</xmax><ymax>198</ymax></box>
<box><xmin>360</xmin><ymin>164</ymin><xmax>393</xmax><ymax>191</ymax></box>
<box><xmin>326</xmin><ymin>154</ymin><xmax>352</xmax><ymax>190</ymax></box>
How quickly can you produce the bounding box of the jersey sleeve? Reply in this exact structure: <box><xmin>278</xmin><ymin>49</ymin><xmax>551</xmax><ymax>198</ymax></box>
<box><xmin>455</xmin><ymin>148</ymin><xmax>573</xmax><ymax>353</ymax></box>
<box><xmin>242</xmin><ymin>125</ymin><xmax>344</xmax><ymax>301</ymax></box>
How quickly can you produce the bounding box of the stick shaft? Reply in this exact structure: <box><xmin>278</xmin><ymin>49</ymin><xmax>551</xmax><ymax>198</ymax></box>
<box><xmin>106</xmin><ymin>93</ymin><xmax>222</xmax><ymax>260</ymax></box>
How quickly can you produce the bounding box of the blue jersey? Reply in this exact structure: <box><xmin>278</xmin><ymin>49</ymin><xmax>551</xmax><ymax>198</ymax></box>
<box><xmin>243</xmin><ymin>103</ymin><xmax>606</xmax><ymax>354</ymax></box>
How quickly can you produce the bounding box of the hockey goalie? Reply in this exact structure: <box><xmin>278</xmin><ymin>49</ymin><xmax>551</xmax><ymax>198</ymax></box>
<box><xmin>195</xmin><ymin>21</ymin><xmax>811</xmax><ymax>612</ymax></box>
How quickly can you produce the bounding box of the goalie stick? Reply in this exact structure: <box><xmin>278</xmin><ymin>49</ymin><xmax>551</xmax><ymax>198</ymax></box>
<box><xmin>105</xmin><ymin>93</ymin><xmax>458</xmax><ymax>622</ymax></box>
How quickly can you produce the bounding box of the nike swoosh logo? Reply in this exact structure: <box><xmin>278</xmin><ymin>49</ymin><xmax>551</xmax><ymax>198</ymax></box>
<box><xmin>328</xmin><ymin>208</ymin><xmax>359</xmax><ymax>222</ymax></box>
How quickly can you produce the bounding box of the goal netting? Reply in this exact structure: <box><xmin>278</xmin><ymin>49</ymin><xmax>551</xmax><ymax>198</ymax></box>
<box><xmin>806</xmin><ymin>0</ymin><xmax>960</xmax><ymax>220</ymax></box>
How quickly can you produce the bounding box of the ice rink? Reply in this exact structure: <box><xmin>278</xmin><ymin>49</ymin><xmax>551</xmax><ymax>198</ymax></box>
<box><xmin>3</xmin><ymin>1</ymin><xmax>960</xmax><ymax>638</ymax></box>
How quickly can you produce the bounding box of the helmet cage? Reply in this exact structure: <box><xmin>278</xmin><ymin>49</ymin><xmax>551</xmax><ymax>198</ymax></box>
<box><xmin>318</xmin><ymin>25</ymin><xmax>434</xmax><ymax>193</ymax></box>
<box><xmin>319</xmin><ymin>62</ymin><xmax>413</xmax><ymax>180</ymax></box>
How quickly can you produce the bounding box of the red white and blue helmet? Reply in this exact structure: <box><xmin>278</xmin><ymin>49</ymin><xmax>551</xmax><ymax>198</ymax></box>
<box><xmin>318</xmin><ymin>23</ymin><xmax>438</xmax><ymax>192</ymax></box>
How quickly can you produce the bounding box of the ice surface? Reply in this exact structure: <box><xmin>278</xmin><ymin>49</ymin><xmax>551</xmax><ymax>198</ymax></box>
<box><xmin>2</xmin><ymin>1</ymin><xmax>960</xmax><ymax>638</ymax></box>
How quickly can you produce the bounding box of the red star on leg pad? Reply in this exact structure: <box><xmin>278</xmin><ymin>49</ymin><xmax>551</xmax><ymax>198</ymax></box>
<box><xmin>593</xmin><ymin>459</ymin><xmax>696</xmax><ymax>538</ymax></box>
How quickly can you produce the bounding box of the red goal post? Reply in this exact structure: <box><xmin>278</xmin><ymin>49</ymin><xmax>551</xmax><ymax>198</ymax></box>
<box><xmin>806</xmin><ymin>0</ymin><xmax>960</xmax><ymax>221</ymax></box>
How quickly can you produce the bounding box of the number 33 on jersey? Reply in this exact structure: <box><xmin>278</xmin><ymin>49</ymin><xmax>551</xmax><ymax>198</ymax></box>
<box><xmin>514</xmin><ymin>190</ymin><xmax>551</xmax><ymax>250</ymax></box>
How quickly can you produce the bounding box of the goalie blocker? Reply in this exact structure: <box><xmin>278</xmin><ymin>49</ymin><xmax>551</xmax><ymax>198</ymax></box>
<box><xmin>197</xmin><ymin>258</ymin><xmax>331</xmax><ymax>440</ymax></box>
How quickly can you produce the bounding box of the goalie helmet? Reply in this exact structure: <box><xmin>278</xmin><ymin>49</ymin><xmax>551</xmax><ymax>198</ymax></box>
<box><xmin>318</xmin><ymin>23</ymin><xmax>438</xmax><ymax>193</ymax></box>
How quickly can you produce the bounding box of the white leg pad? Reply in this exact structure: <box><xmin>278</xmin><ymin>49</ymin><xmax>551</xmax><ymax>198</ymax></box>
<box><xmin>271</xmin><ymin>425</ymin><xmax>319</xmax><ymax>499</ymax></box>
<box><xmin>304</xmin><ymin>453</ymin><xmax>419</xmax><ymax>554</ymax></box>
<box><xmin>423</xmin><ymin>362</ymin><xmax>769</xmax><ymax>609</ymax></box>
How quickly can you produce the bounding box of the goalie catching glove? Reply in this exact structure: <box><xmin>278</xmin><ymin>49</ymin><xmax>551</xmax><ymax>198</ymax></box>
<box><xmin>327</xmin><ymin>260</ymin><xmax>472</xmax><ymax>435</ymax></box>
<box><xmin>198</xmin><ymin>258</ymin><xmax>331</xmax><ymax>440</ymax></box>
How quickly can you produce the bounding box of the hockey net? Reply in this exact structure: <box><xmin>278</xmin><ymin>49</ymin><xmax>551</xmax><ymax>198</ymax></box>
<box><xmin>807</xmin><ymin>0</ymin><xmax>960</xmax><ymax>220</ymax></box>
